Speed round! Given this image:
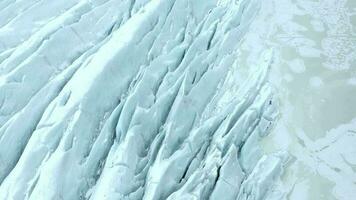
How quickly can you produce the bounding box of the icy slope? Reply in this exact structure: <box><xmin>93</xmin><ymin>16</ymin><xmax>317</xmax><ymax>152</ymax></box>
<box><xmin>0</xmin><ymin>0</ymin><xmax>355</xmax><ymax>199</ymax></box>
<box><xmin>0</xmin><ymin>0</ymin><xmax>287</xmax><ymax>199</ymax></box>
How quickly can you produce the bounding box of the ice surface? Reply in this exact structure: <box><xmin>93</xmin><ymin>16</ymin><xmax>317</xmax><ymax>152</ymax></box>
<box><xmin>0</xmin><ymin>0</ymin><xmax>355</xmax><ymax>199</ymax></box>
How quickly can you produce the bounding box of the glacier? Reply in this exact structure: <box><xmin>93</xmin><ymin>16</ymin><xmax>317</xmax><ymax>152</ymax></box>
<box><xmin>0</xmin><ymin>0</ymin><xmax>355</xmax><ymax>199</ymax></box>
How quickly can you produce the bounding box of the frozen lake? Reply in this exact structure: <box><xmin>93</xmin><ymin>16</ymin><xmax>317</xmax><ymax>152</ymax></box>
<box><xmin>237</xmin><ymin>0</ymin><xmax>356</xmax><ymax>199</ymax></box>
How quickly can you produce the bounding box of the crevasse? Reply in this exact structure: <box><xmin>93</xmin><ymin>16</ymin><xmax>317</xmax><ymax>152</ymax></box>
<box><xmin>0</xmin><ymin>0</ymin><xmax>291</xmax><ymax>199</ymax></box>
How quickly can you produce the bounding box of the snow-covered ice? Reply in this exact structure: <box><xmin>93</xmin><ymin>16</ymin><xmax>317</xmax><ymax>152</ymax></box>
<box><xmin>0</xmin><ymin>0</ymin><xmax>355</xmax><ymax>199</ymax></box>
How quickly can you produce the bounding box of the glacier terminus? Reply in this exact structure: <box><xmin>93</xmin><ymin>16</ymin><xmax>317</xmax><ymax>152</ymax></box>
<box><xmin>0</xmin><ymin>0</ymin><xmax>355</xmax><ymax>199</ymax></box>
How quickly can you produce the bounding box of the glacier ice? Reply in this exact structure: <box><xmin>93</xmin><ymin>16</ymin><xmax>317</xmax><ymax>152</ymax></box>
<box><xmin>0</xmin><ymin>0</ymin><xmax>356</xmax><ymax>199</ymax></box>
